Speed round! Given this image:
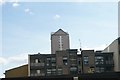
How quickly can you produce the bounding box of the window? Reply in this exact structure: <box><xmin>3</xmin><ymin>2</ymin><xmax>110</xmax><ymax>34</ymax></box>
<box><xmin>35</xmin><ymin>59</ymin><xmax>38</xmax><ymax>63</ymax></box>
<box><xmin>46</xmin><ymin>63</ymin><xmax>49</xmax><ymax>66</ymax></box>
<box><xmin>70</xmin><ymin>58</ymin><xmax>77</xmax><ymax>61</ymax></box>
<box><xmin>105</xmin><ymin>56</ymin><xmax>113</xmax><ymax>64</ymax></box>
<box><xmin>83</xmin><ymin>56</ymin><xmax>89</xmax><ymax>65</ymax></box>
<box><xmin>57</xmin><ymin>68</ymin><xmax>63</xmax><ymax>75</ymax></box>
<box><xmin>47</xmin><ymin>69</ymin><xmax>51</xmax><ymax>75</ymax></box>
<box><xmin>70</xmin><ymin>67</ymin><xmax>77</xmax><ymax>74</ymax></box>
<box><xmin>47</xmin><ymin>58</ymin><xmax>51</xmax><ymax>60</ymax></box>
<box><xmin>63</xmin><ymin>57</ymin><xmax>68</xmax><ymax>65</ymax></box>
<box><xmin>78</xmin><ymin>59</ymin><xmax>81</xmax><ymax>65</ymax></box>
<box><xmin>70</xmin><ymin>67</ymin><xmax>77</xmax><ymax>71</ymax></box>
<box><xmin>69</xmin><ymin>53</ymin><xmax>76</xmax><ymax>56</ymax></box>
<box><xmin>95</xmin><ymin>56</ymin><xmax>104</xmax><ymax>65</ymax></box>
<box><xmin>59</xmin><ymin>36</ymin><xmax>63</xmax><ymax>50</ymax></box>
<box><xmin>47</xmin><ymin>69</ymin><xmax>51</xmax><ymax>72</ymax></box>
<box><xmin>95</xmin><ymin>67</ymin><xmax>104</xmax><ymax>73</ymax></box>
<box><xmin>51</xmin><ymin>57</ymin><xmax>56</xmax><ymax>62</ymax></box>
<box><xmin>51</xmin><ymin>63</ymin><xmax>56</xmax><ymax>66</ymax></box>
<box><xmin>35</xmin><ymin>59</ymin><xmax>41</xmax><ymax>63</ymax></box>
<box><xmin>52</xmin><ymin>69</ymin><xmax>56</xmax><ymax>71</ymax></box>
<box><xmin>52</xmin><ymin>69</ymin><xmax>56</xmax><ymax>75</ymax></box>
<box><xmin>37</xmin><ymin>70</ymin><xmax>40</xmax><ymax>74</ymax></box>
<box><xmin>51</xmin><ymin>58</ymin><xmax>55</xmax><ymax>60</ymax></box>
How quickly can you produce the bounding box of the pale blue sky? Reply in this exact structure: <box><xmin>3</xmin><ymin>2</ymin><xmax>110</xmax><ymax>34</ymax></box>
<box><xmin>0</xmin><ymin>2</ymin><xmax>118</xmax><ymax>77</ymax></box>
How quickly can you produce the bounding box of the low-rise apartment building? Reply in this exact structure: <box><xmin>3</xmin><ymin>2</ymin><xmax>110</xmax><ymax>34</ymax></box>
<box><xmin>81</xmin><ymin>50</ymin><xmax>114</xmax><ymax>73</ymax></box>
<box><xmin>28</xmin><ymin>49</ymin><xmax>79</xmax><ymax>76</ymax></box>
<box><xmin>81</xmin><ymin>50</ymin><xmax>95</xmax><ymax>73</ymax></box>
<box><xmin>95</xmin><ymin>51</ymin><xmax>114</xmax><ymax>73</ymax></box>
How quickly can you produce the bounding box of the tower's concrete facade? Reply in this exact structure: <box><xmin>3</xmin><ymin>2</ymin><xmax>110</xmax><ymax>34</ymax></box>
<box><xmin>51</xmin><ymin>29</ymin><xmax>70</xmax><ymax>54</ymax></box>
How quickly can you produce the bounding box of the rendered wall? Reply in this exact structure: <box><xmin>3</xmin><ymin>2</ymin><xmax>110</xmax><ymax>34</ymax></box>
<box><xmin>5</xmin><ymin>65</ymin><xmax>28</xmax><ymax>78</ymax></box>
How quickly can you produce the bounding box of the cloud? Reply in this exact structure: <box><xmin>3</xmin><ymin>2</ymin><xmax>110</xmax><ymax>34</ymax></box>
<box><xmin>12</xmin><ymin>2</ymin><xmax>20</xmax><ymax>7</ymax></box>
<box><xmin>8</xmin><ymin>53</ymin><xmax>28</xmax><ymax>64</ymax></box>
<box><xmin>8</xmin><ymin>0</ymin><xmax>20</xmax><ymax>7</ymax></box>
<box><xmin>0</xmin><ymin>57</ymin><xmax>6</xmax><ymax>65</ymax></box>
<box><xmin>24</xmin><ymin>8</ymin><xmax>30</xmax><ymax>12</ymax></box>
<box><xmin>24</xmin><ymin>8</ymin><xmax>34</xmax><ymax>15</ymax></box>
<box><xmin>82</xmin><ymin>44</ymin><xmax>107</xmax><ymax>51</ymax></box>
<box><xmin>0</xmin><ymin>53</ymin><xmax>31</xmax><ymax>65</ymax></box>
<box><xmin>0</xmin><ymin>51</ymin><xmax>50</xmax><ymax>65</ymax></box>
<box><xmin>0</xmin><ymin>74</ymin><xmax>5</xmax><ymax>78</ymax></box>
<box><xmin>54</xmin><ymin>14</ymin><xmax>61</xmax><ymax>20</ymax></box>
<box><xmin>0</xmin><ymin>0</ymin><xmax>5</xmax><ymax>5</ymax></box>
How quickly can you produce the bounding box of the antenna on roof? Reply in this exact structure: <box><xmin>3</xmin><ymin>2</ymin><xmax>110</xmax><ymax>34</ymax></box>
<box><xmin>79</xmin><ymin>39</ymin><xmax>82</xmax><ymax>52</ymax></box>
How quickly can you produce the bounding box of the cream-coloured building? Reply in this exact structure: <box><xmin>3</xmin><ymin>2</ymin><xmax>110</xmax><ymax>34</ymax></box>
<box><xmin>4</xmin><ymin>64</ymin><xmax>28</xmax><ymax>78</ymax></box>
<box><xmin>103</xmin><ymin>37</ymin><xmax>120</xmax><ymax>72</ymax></box>
<box><xmin>51</xmin><ymin>29</ymin><xmax>70</xmax><ymax>54</ymax></box>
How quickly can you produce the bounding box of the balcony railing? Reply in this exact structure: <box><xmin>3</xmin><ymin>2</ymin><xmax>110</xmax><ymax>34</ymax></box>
<box><xmin>105</xmin><ymin>61</ymin><xmax>114</xmax><ymax>65</ymax></box>
<box><xmin>30</xmin><ymin>73</ymin><xmax>45</xmax><ymax>76</ymax></box>
<box><xmin>30</xmin><ymin>63</ymin><xmax>45</xmax><ymax>67</ymax></box>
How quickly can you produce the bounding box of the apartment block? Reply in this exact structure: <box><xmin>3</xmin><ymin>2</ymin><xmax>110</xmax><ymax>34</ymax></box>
<box><xmin>81</xmin><ymin>50</ymin><xmax>95</xmax><ymax>73</ymax></box>
<box><xmin>29</xmin><ymin>54</ymin><xmax>46</xmax><ymax>76</ymax></box>
<box><xmin>45</xmin><ymin>54</ymin><xmax>56</xmax><ymax>76</ymax></box>
<box><xmin>51</xmin><ymin>29</ymin><xmax>70</xmax><ymax>54</ymax></box>
<box><xmin>55</xmin><ymin>50</ymin><xmax>69</xmax><ymax>75</ymax></box>
<box><xmin>95</xmin><ymin>51</ymin><xmax>114</xmax><ymax>73</ymax></box>
<box><xmin>81</xmin><ymin>50</ymin><xmax>114</xmax><ymax>73</ymax></box>
<box><xmin>55</xmin><ymin>49</ymin><xmax>78</xmax><ymax>75</ymax></box>
<box><xmin>28</xmin><ymin>49</ymin><xmax>78</xmax><ymax>76</ymax></box>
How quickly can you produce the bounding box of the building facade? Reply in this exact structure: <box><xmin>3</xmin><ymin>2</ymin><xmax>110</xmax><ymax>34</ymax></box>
<box><xmin>51</xmin><ymin>29</ymin><xmax>70</xmax><ymax>54</ymax></box>
<box><xmin>28</xmin><ymin>49</ymin><xmax>114</xmax><ymax>77</ymax></box>
<box><xmin>103</xmin><ymin>37</ymin><xmax>120</xmax><ymax>71</ymax></box>
<box><xmin>81</xmin><ymin>50</ymin><xmax>114</xmax><ymax>73</ymax></box>
<box><xmin>28</xmin><ymin>54</ymin><xmax>56</xmax><ymax>76</ymax></box>
<box><xmin>56</xmin><ymin>49</ymin><xmax>78</xmax><ymax>75</ymax></box>
<box><xmin>95</xmin><ymin>51</ymin><xmax>114</xmax><ymax>73</ymax></box>
<box><xmin>81</xmin><ymin>50</ymin><xmax>95</xmax><ymax>73</ymax></box>
<box><xmin>28</xmin><ymin>49</ymin><xmax>78</xmax><ymax>76</ymax></box>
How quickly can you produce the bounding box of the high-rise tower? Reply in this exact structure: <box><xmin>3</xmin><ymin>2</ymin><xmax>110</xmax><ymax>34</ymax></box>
<box><xmin>51</xmin><ymin>29</ymin><xmax>70</xmax><ymax>54</ymax></box>
<box><xmin>118</xmin><ymin>1</ymin><xmax>120</xmax><ymax>37</ymax></box>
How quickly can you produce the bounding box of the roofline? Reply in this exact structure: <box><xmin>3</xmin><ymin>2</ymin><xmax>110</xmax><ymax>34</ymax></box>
<box><xmin>51</xmin><ymin>29</ymin><xmax>69</xmax><ymax>36</ymax></box>
<box><xmin>5</xmin><ymin>64</ymin><xmax>28</xmax><ymax>72</ymax></box>
<box><xmin>104</xmin><ymin>37</ymin><xmax>119</xmax><ymax>50</ymax></box>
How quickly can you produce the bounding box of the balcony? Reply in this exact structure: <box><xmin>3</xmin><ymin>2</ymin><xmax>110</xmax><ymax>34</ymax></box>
<box><xmin>70</xmin><ymin>63</ymin><xmax>77</xmax><ymax>66</ymax></box>
<box><xmin>105</xmin><ymin>61</ymin><xmax>114</xmax><ymax>65</ymax></box>
<box><xmin>31</xmin><ymin>73</ymin><xmax>45</xmax><ymax>76</ymax></box>
<box><xmin>30</xmin><ymin>63</ymin><xmax>45</xmax><ymax>67</ymax></box>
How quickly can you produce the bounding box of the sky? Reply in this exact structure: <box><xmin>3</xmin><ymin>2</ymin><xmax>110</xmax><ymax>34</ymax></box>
<box><xmin>0</xmin><ymin>0</ymin><xmax>119</xmax><ymax>78</ymax></box>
